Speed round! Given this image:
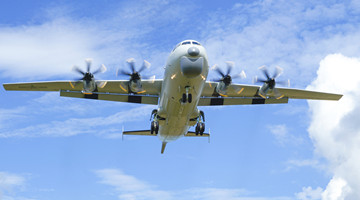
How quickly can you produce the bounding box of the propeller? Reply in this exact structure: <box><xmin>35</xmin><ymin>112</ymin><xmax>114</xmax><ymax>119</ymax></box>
<box><xmin>116</xmin><ymin>58</ymin><xmax>151</xmax><ymax>81</ymax></box>
<box><xmin>254</xmin><ymin>65</ymin><xmax>289</xmax><ymax>98</ymax></box>
<box><xmin>212</xmin><ymin>61</ymin><xmax>246</xmax><ymax>85</ymax></box>
<box><xmin>73</xmin><ymin>58</ymin><xmax>107</xmax><ymax>82</ymax></box>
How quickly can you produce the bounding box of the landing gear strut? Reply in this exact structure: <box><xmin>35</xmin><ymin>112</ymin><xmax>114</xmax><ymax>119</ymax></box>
<box><xmin>150</xmin><ymin>109</ymin><xmax>159</xmax><ymax>135</ymax></box>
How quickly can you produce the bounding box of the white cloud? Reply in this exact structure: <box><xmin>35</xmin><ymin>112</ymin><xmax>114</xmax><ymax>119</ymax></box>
<box><xmin>285</xmin><ymin>159</ymin><xmax>324</xmax><ymax>172</ymax></box>
<box><xmin>0</xmin><ymin>103</ymin><xmax>154</xmax><ymax>138</ymax></box>
<box><xmin>201</xmin><ymin>1</ymin><xmax>360</xmax><ymax>87</ymax></box>
<box><xmin>95</xmin><ymin>168</ymin><xmax>293</xmax><ymax>200</ymax></box>
<box><xmin>0</xmin><ymin>172</ymin><xmax>26</xmax><ymax>200</ymax></box>
<box><xmin>0</xmin><ymin>18</ymin><xmax>105</xmax><ymax>79</ymax></box>
<box><xmin>307</xmin><ymin>54</ymin><xmax>360</xmax><ymax>199</ymax></box>
<box><xmin>296</xmin><ymin>186</ymin><xmax>323</xmax><ymax>200</ymax></box>
<box><xmin>321</xmin><ymin>177</ymin><xmax>351</xmax><ymax>200</ymax></box>
<box><xmin>0</xmin><ymin>0</ymin><xmax>200</xmax><ymax>81</ymax></box>
<box><xmin>268</xmin><ymin>124</ymin><xmax>303</xmax><ymax>146</ymax></box>
<box><xmin>0</xmin><ymin>172</ymin><xmax>24</xmax><ymax>188</ymax></box>
<box><xmin>95</xmin><ymin>169</ymin><xmax>172</xmax><ymax>200</ymax></box>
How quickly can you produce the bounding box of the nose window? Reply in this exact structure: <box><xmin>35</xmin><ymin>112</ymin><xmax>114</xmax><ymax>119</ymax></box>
<box><xmin>182</xmin><ymin>41</ymin><xmax>191</xmax><ymax>45</ymax></box>
<box><xmin>192</xmin><ymin>41</ymin><xmax>200</xmax><ymax>45</ymax></box>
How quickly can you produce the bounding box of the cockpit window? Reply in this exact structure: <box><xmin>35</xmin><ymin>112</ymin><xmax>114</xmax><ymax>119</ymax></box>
<box><xmin>173</xmin><ymin>41</ymin><xmax>202</xmax><ymax>51</ymax></box>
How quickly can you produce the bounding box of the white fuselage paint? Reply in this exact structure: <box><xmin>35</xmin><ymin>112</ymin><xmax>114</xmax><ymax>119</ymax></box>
<box><xmin>157</xmin><ymin>41</ymin><xmax>209</xmax><ymax>142</ymax></box>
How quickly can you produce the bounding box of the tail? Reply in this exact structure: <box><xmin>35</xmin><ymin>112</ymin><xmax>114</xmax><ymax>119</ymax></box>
<box><xmin>161</xmin><ymin>142</ymin><xmax>167</xmax><ymax>154</ymax></box>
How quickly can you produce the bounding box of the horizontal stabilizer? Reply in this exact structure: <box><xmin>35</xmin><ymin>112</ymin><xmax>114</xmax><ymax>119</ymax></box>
<box><xmin>185</xmin><ymin>131</ymin><xmax>210</xmax><ymax>137</ymax></box>
<box><xmin>122</xmin><ymin>130</ymin><xmax>156</xmax><ymax>136</ymax></box>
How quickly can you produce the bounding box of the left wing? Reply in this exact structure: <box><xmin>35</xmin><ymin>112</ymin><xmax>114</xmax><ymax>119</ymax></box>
<box><xmin>3</xmin><ymin>80</ymin><xmax>163</xmax><ymax>105</ymax></box>
<box><xmin>199</xmin><ymin>81</ymin><xmax>342</xmax><ymax>106</ymax></box>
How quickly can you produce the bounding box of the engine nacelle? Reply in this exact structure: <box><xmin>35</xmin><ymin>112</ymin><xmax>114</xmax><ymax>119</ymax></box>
<box><xmin>215</xmin><ymin>81</ymin><xmax>229</xmax><ymax>96</ymax></box>
<box><xmin>82</xmin><ymin>80</ymin><xmax>97</xmax><ymax>94</ymax></box>
<box><xmin>129</xmin><ymin>79</ymin><xmax>143</xmax><ymax>93</ymax></box>
<box><xmin>258</xmin><ymin>83</ymin><xmax>271</xmax><ymax>98</ymax></box>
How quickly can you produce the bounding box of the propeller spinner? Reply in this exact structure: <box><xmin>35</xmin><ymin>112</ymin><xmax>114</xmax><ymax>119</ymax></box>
<box><xmin>116</xmin><ymin>58</ymin><xmax>151</xmax><ymax>93</ymax></box>
<box><xmin>254</xmin><ymin>65</ymin><xmax>289</xmax><ymax>99</ymax></box>
<box><xmin>212</xmin><ymin>61</ymin><xmax>246</xmax><ymax>96</ymax></box>
<box><xmin>72</xmin><ymin>58</ymin><xmax>107</xmax><ymax>94</ymax></box>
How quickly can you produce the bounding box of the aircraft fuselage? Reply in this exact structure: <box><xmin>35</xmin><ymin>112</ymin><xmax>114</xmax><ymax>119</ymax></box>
<box><xmin>157</xmin><ymin>40</ymin><xmax>209</xmax><ymax>142</ymax></box>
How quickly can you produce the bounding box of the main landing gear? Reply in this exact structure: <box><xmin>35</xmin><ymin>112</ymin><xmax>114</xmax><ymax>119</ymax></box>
<box><xmin>181</xmin><ymin>86</ymin><xmax>192</xmax><ymax>103</ymax></box>
<box><xmin>195</xmin><ymin>110</ymin><xmax>205</xmax><ymax>136</ymax></box>
<box><xmin>150</xmin><ymin>109</ymin><xmax>159</xmax><ymax>135</ymax></box>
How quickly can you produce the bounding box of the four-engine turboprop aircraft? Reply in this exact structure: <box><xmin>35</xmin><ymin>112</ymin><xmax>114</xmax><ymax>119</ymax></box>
<box><xmin>3</xmin><ymin>40</ymin><xmax>342</xmax><ymax>153</ymax></box>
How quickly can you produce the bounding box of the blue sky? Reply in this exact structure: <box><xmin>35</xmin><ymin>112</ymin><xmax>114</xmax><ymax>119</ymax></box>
<box><xmin>1</xmin><ymin>0</ymin><xmax>360</xmax><ymax>200</ymax></box>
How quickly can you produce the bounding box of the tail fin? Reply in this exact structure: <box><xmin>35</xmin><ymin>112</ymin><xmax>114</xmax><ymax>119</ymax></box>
<box><xmin>161</xmin><ymin>142</ymin><xmax>167</xmax><ymax>154</ymax></box>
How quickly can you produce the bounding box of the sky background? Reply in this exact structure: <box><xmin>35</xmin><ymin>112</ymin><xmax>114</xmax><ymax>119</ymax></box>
<box><xmin>0</xmin><ymin>0</ymin><xmax>360</xmax><ymax>199</ymax></box>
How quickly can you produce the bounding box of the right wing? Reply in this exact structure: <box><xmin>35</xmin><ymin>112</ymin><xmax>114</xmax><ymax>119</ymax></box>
<box><xmin>199</xmin><ymin>82</ymin><xmax>342</xmax><ymax>106</ymax></box>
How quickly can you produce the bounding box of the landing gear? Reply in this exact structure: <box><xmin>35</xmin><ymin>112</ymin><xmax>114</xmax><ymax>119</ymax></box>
<box><xmin>151</xmin><ymin>121</ymin><xmax>159</xmax><ymax>135</ymax></box>
<box><xmin>195</xmin><ymin>110</ymin><xmax>205</xmax><ymax>135</ymax></box>
<box><xmin>182</xmin><ymin>93</ymin><xmax>187</xmax><ymax>103</ymax></box>
<box><xmin>188</xmin><ymin>94</ymin><xmax>192</xmax><ymax>103</ymax></box>
<box><xmin>181</xmin><ymin>86</ymin><xmax>192</xmax><ymax>103</ymax></box>
<box><xmin>150</xmin><ymin>109</ymin><xmax>159</xmax><ymax>135</ymax></box>
<box><xmin>195</xmin><ymin>122</ymin><xmax>205</xmax><ymax>135</ymax></box>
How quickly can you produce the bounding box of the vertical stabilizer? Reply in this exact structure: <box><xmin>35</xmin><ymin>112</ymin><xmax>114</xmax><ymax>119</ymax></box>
<box><xmin>161</xmin><ymin>142</ymin><xmax>167</xmax><ymax>154</ymax></box>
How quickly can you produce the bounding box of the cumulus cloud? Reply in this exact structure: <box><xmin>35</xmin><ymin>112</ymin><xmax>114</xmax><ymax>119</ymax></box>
<box><xmin>307</xmin><ymin>54</ymin><xmax>360</xmax><ymax>199</ymax></box>
<box><xmin>296</xmin><ymin>186</ymin><xmax>323</xmax><ymax>200</ymax></box>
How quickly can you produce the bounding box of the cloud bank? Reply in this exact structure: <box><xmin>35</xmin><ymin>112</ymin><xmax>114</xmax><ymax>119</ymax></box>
<box><xmin>307</xmin><ymin>54</ymin><xmax>360</xmax><ymax>199</ymax></box>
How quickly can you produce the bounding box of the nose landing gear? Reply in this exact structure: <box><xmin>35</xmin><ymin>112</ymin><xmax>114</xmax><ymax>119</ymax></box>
<box><xmin>181</xmin><ymin>86</ymin><xmax>192</xmax><ymax>103</ymax></box>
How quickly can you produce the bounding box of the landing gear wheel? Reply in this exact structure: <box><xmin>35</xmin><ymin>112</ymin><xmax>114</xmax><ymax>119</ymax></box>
<box><xmin>188</xmin><ymin>94</ymin><xmax>192</xmax><ymax>103</ymax></box>
<box><xmin>200</xmin><ymin>122</ymin><xmax>205</xmax><ymax>135</ymax></box>
<box><xmin>155</xmin><ymin>121</ymin><xmax>159</xmax><ymax>135</ymax></box>
<box><xmin>151</xmin><ymin>121</ymin><xmax>155</xmax><ymax>134</ymax></box>
<box><xmin>195</xmin><ymin>124</ymin><xmax>200</xmax><ymax>135</ymax></box>
<box><xmin>195</xmin><ymin>122</ymin><xmax>205</xmax><ymax>135</ymax></box>
<box><xmin>151</xmin><ymin>121</ymin><xmax>159</xmax><ymax>135</ymax></box>
<box><xmin>182</xmin><ymin>93</ymin><xmax>187</xmax><ymax>103</ymax></box>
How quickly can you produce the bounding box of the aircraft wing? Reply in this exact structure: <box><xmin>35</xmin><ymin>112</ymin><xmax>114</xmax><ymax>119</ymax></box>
<box><xmin>3</xmin><ymin>80</ymin><xmax>162</xmax><ymax>105</ymax></box>
<box><xmin>199</xmin><ymin>81</ymin><xmax>342</xmax><ymax>106</ymax></box>
<box><xmin>123</xmin><ymin>130</ymin><xmax>209</xmax><ymax>137</ymax></box>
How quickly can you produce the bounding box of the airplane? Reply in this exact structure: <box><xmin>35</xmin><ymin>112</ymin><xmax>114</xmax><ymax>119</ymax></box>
<box><xmin>2</xmin><ymin>39</ymin><xmax>342</xmax><ymax>154</ymax></box>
